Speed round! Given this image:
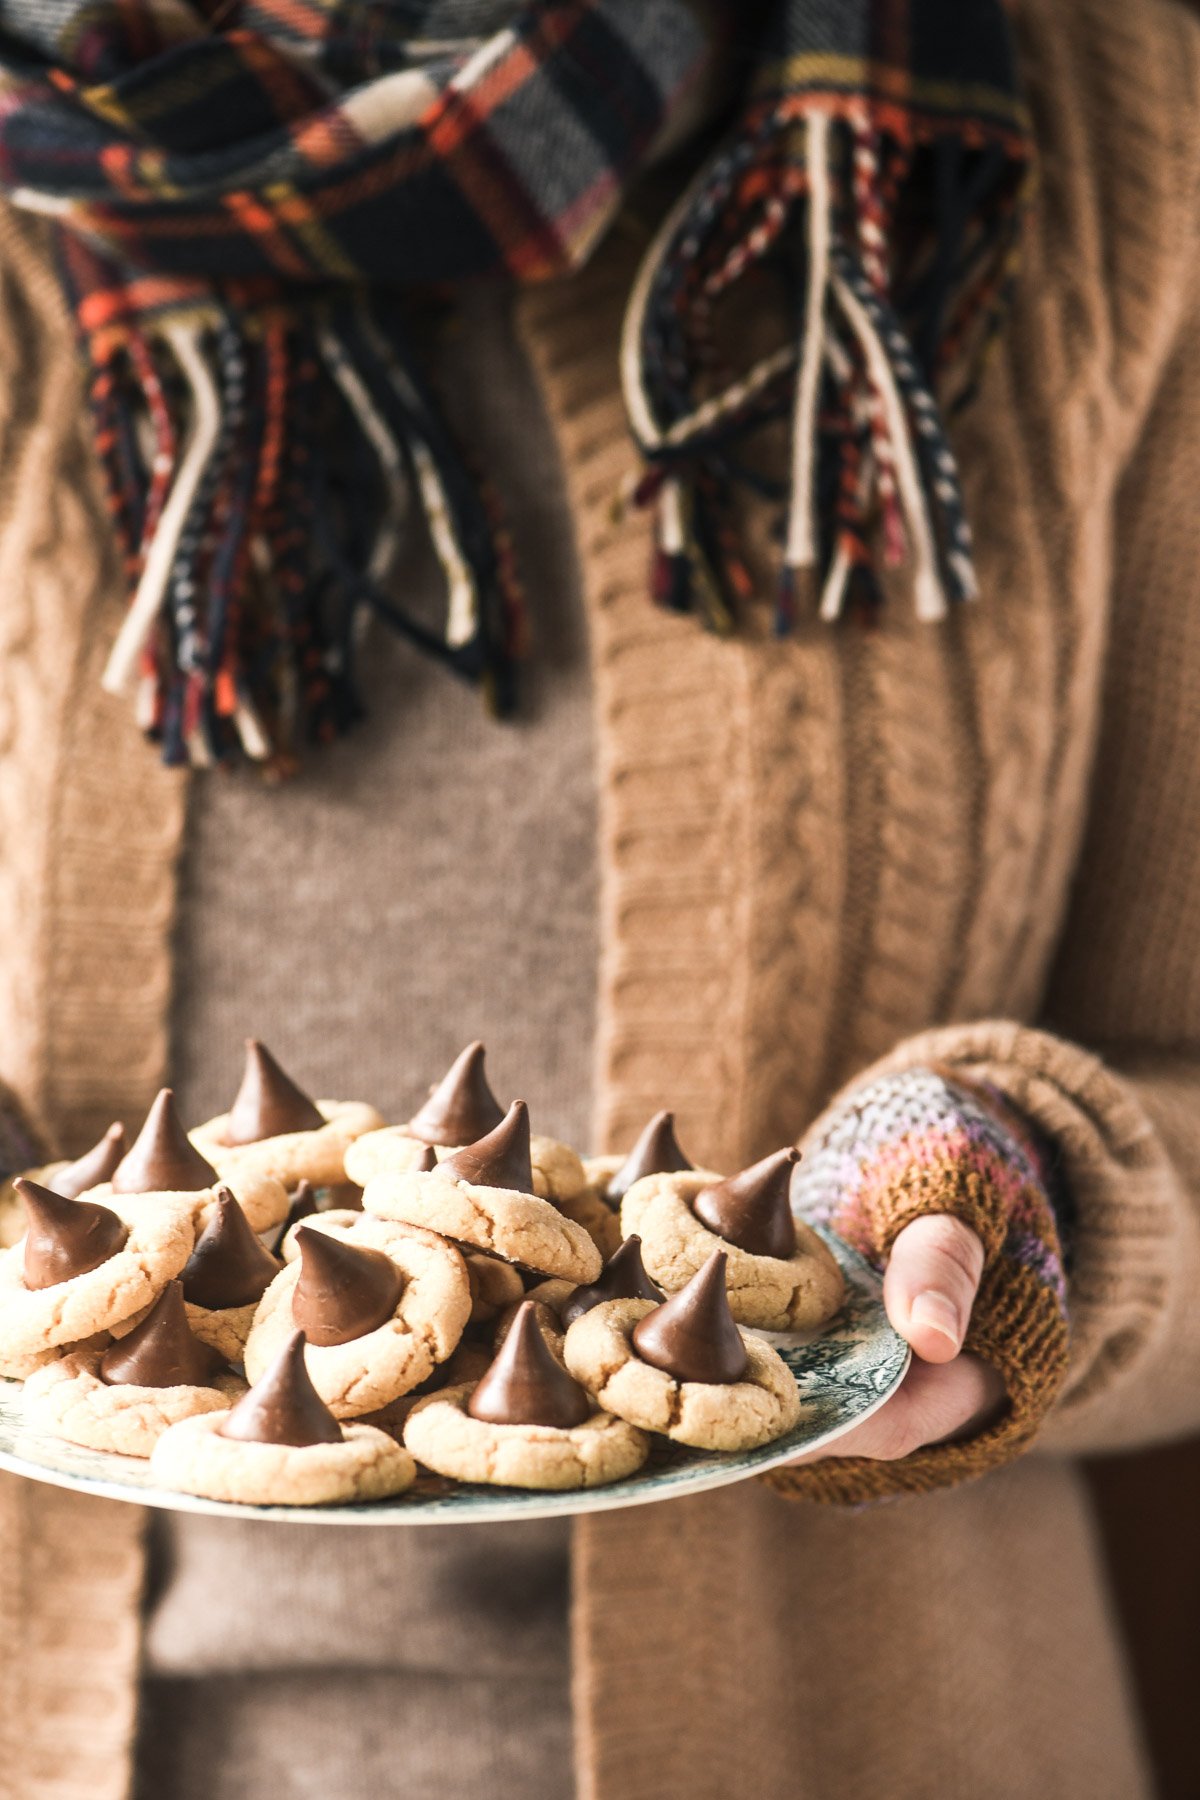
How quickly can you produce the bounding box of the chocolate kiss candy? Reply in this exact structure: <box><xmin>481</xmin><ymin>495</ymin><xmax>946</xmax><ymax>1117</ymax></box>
<box><xmin>223</xmin><ymin>1040</ymin><xmax>326</xmax><ymax>1146</ymax></box>
<box><xmin>692</xmin><ymin>1147</ymin><xmax>799</xmax><ymax>1260</ymax></box>
<box><xmin>438</xmin><ymin>1100</ymin><xmax>534</xmax><ymax>1194</ymax></box>
<box><xmin>290</xmin><ymin>1225</ymin><xmax>402</xmax><ymax>1347</ymax></box>
<box><xmin>468</xmin><ymin>1301</ymin><xmax>591</xmax><ymax>1428</ymax></box>
<box><xmin>182</xmin><ymin>1190</ymin><xmax>281</xmax><ymax>1310</ymax></box>
<box><xmin>408</xmin><ymin>1041</ymin><xmax>505</xmax><ymax>1147</ymax></box>
<box><xmin>99</xmin><ymin>1281</ymin><xmax>221</xmax><ymax>1388</ymax></box>
<box><xmin>220</xmin><ymin>1330</ymin><xmax>343</xmax><ymax>1447</ymax></box>
<box><xmin>111</xmin><ymin>1089</ymin><xmax>217</xmax><ymax>1195</ymax></box>
<box><xmin>560</xmin><ymin>1235</ymin><xmax>664</xmax><ymax>1328</ymax></box>
<box><xmin>17</xmin><ymin>1178</ymin><xmax>129</xmax><ymax>1290</ymax></box>
<box><xmin>605</xmin><ymin>1111</ymin><xmax>693</xmax><ymax>1204</ymax></box>
<box><xmin>55</xmin><ymin>1123</ymin><xmax>128</xmax><ymax>1200</ymax></box>
<box><xmin>268</xmin><ymin>1179</ymin><xmax>318</xmax><ymax>1257</ymax></box>
<box><xmin>632</xmin><ymin>1249</ymin><xmax>749</xmax><ymax>1385</ymax></box>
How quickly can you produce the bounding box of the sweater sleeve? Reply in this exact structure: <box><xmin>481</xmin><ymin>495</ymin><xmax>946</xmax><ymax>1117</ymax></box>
<box><xmin>762</xmin><ymin>1019</ymin><xmax>1200</xmax><ymax>1505</ymax></box>
<box><xmin>1026</xmin><ymin>9</ymin><xmax>1200</xmax><ymax>1456</ymax></box>
<box><xmin>771</xmin><ymin>163</ymin><xmax>1200</xmax><ymax>1501</ymax></box>
<box><xmin>829</xmin><ymin>1024</ymin><xmax>1200</xmax><ymax>1461</ymax></box>
<box><xmin>1026</xmin><ymin>202</ymin><xmax>1200</xmax><ymax>1456</ymax></box>
<box><xmin>762</xmin><ymin>1050</ymin><xmax>1071</xmax><ymax>1503</ymax></box>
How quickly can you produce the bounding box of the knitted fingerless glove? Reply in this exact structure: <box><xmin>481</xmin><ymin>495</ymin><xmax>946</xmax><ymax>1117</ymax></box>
<box><xmin>764</xmin><ymin>1065</ymin><xmax>1070</xmax><ymax>1505</ymax></box>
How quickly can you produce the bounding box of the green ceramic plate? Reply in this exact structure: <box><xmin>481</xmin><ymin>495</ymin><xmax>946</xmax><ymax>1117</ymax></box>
<box><xmin>0</xmin><ymin>1230</ymin><xmax>907</xmax><ymax>1523</ymax></box>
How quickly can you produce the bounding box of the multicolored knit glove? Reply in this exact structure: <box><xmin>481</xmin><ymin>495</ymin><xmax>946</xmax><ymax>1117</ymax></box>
<box><xmin>764</xmin><ymin>1065</ymin><xmax>1071</xmax><ymax>1504</ymax></box>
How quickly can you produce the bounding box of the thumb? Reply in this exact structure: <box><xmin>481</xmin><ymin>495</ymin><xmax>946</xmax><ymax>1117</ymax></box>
<box><xmin>883</xmin><ymin>1213</ymin><xmax>985</xmax><ymax>1365</ymax></box>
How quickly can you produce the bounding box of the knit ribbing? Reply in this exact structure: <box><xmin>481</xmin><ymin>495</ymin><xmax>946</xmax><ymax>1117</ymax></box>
<box><xmin>0</xmin><ymin>208</ymin><xmax>186</xmax><ymax>1153</ymax></box>
<box><xmin>0</xmin><ymin>1480</ymin><xmax>145</xmax><ymax>1800</ymax></box>
<box><xmin>1043</xmin><ymin>11</ymin><xmax>1200</xmax><ymax>1050</ymax></box>
<box><xmin>521</xmin><ymin>248</ymin><xmax>764</xmax><ymax>1172</ymax></box>
<box><xmin>0</xmin><ymin>208</ymin><xmax>171</xmax><ymax>1800</ymax></box>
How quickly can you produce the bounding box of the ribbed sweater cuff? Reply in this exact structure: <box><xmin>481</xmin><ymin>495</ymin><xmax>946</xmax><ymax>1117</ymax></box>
<box><xmin>764</xmin><ymin>1056</ymin><xmax>1070</xmax><ymax>1506</ymax></box>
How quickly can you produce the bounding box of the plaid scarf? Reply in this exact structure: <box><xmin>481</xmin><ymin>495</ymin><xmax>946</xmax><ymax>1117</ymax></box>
<box><xmin>0</xmin><ymin>0</ymin><xmax>1032</xmax><ymax>771</ymax></box>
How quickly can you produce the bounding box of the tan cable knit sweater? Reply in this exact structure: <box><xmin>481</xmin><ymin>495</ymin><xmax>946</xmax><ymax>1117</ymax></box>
<box><xmin>3</xmin><ymin>0</ymin><xmax>1200</xmax><ymax>1795</ymax></box>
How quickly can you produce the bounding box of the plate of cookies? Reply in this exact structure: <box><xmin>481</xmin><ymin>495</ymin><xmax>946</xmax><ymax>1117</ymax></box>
<box><xmin>0</xmin><ymin>1041</ymin><xmax>909</xmax><ymax>1522</ymax></box>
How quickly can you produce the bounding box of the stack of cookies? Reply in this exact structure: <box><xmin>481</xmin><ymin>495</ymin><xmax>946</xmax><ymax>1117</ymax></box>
<box><xmin>0</xmin><ymin>1042</ymin><xmax>845</xmax><ymax>1507</ymax></box>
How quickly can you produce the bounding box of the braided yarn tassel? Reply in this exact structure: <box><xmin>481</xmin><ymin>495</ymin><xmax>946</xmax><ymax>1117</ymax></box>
<box><xmin>622</xmin><ymin>90</ymin><xmax>1031</xmax><ymax>634</ymax></box>
<box><xmin>65</xmin><ymin>237</ymin><xmax>524</xmax><ymax>771</ymax></box>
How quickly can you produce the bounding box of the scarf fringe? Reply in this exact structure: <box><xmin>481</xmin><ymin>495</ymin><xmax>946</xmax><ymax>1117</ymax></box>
<box><xmin>622</xmin><ymin>101</ymin><xmax>1031</xmax><ymax>634</ymax></box>
<box><xmin>82</xmin><ymin>281</ymin><xmax>523</xmax><ymax>771</ymax></box>
<box><xmin>0</xmin><ymin>0</ymin><xmax>1033</xmax><ymax>771</ymax></box>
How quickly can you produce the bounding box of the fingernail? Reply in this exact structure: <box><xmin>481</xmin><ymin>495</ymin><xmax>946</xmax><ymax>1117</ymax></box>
<box><xmin>909</xmin><ymin>1289</ymin><xmax>961</xmax><ymax>1348</ymax></box>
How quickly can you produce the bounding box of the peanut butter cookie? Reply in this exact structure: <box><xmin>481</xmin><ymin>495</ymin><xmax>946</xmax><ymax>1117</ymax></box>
<box><xmin>177</xmin><ymin>1190</ymin><xmax>283</xmax><ymax>1362</ymax></box>
<box><xmin>277</xmin><ymin>1207</ymin><xmax>369</xmax><ymax>1263</ymax></box>
<box><xmin>622</xmin><ymin>1157</ymin><xmax>843</xmax><ymax>1331</ymax></box>
<box><xmin>404</xmin><ymin>1303</ymin><xmax>647</xmax><ymax>1490</ymax></box>
<box><xmin>150</xmin><ymin>1332</ymin><xmax>415</xmax><ymax>1505</ymax></box>
<box><xmin>81</xmin><ymin>1088</ymin><xmax>288</xmax><ymax>1235</ymax></box>
<box><xmin>192</xmin><ymin>1042</ymin><xmax>383</xmax><ymax>1200</ymax></box>
<box><xmin>363</xmin><ymin>1102</ymin><xmax>601</xmax><ymax>1284</ymax></box>
<box><xmin>0</xmin><ymin>1184</ymin><xmax>194</xmax><ymax>1360</ymax></box>
<box><xmin>276</xmin><ymin>1205</ymin><xmax>522</xmax><ymax>1324</ymax></box>
<box><xmin>23</xmin><ymin>1284</ymin><xmax>244</xmax><ymax>1458</ymax></box>
<box><xmin>344</xmin><ymin>1043</ymin><xmax>592</xmax><ymax>1229</ymax></box>
<box><xmin>244</xmin><ymin>1217</ymin><xmax>471</xmax><ymax>1417</ymax></box>
<box><xmin>405</xmin><ymin>1385</ymin><xmax>648</xmax><ymax>1489</ymax></box>
<box><xmin>584</xmin><ymin>1110</ymin><xmax>696</xmax><ymax>1248</ymax></box>
<box><xmin>563</xmin><ymin>1252</ymin><xmax>802</xmax><ymax>1451</ymax></box>
<box><xmin>25</xmin><ymin>1351</ymin><xmax>242</xmax><ymax>1457</ymax></box>
<box><xmin>0</xmin><ymin>1332</ymin><xmax>108</xmax><ymax>1383</ymax></box>
<box><xmin>153</xmin><ymin>1412</ymin><xmax>415</xmax><ymax>1505</ymax></box>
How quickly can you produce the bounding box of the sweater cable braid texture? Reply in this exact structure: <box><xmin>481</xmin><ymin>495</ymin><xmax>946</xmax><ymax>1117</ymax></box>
<box><xmin>0</xmin><ymin>208</ymin><xmax>173</xmax><ymax>1800</ymax></box>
